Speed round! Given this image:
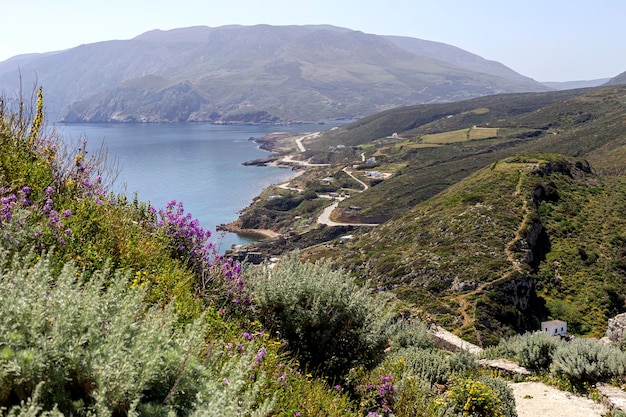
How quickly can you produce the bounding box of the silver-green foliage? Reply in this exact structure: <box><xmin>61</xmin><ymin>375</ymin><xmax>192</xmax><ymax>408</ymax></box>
<box><xmin>551</xmin><ymin>338</ymin><xmax>626</xmax><ymax>382</ymax></box>
<box><xmin>482</xmin><ymin>331</ymin><xmax>562</xmax><ymax>369</ymax></box>
<box><xmin>448</xmin><ymin>350</ymin><xmax>477</xmax><ymax>374</ymax></box>
<box><xmin>0</xmin><ymin>250</ymin><xmax>273</xmax><ymax>416</ymax></box>
<box><xmin>386</xmin><ymin>318</ymin><xmax>434</xmax><ymax>351</ymax></box>
<box><xmin>517</xmin><ymin>331</ymin><xmax>562</xmax><ymax>369</ymax></box>
<box><xmin>246</xmin><ymin>253</ymin><xmax>393</xmax><ymax>376</ymax></box>
<box><xmin>392</xmin><ymin>347</ymin><xmax>451</xmax><ymax>386</ymax></box>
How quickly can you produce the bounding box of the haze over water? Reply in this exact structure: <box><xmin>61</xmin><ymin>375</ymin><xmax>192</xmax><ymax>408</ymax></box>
<box><xmin>59</xmin><ymin>122</ymin><xmax>341</xmax><ymax>251</ymax></box>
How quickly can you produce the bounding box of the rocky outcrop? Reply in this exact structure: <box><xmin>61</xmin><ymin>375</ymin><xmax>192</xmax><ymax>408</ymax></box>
<box><xmin>496</xmin><ymin>273</ymin><xmax>533</xmax><ymax>311</ymax></box>
<box><xmin>606</xmin><ymin>313</ymin><xmax>626</xmax><ymax>342</ymax></box>
<box><xmin>63</xmin><ymin>80</ymin><xmax>212</xmax><ymax>123</ymax></box>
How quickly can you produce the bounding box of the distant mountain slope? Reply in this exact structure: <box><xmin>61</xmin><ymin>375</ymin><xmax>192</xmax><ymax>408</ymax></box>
<box><xmin>542</xmin><ymin>78</ymin><xmax>610</xmax><ymax>90</ymax></box>
<box><xmin>384</xmin><ymin>35</ymin><xmax>539</xmax><ymax>85</ymax></box>
<box><xmin>605</xmin><ymin>70</ymin><xmax>626</xmax><ymax>86</ymax></box>
<box><xmin>0</xmin><ymin>25</ymin><xmax>549</xmax><ymax>123</ymax></box>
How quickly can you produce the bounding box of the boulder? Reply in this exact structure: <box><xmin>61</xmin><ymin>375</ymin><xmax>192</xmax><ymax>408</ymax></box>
<box><xmin>606</xmin><ymin>313</ymin><xmax>626</xmax><ymax>342</ymax></box>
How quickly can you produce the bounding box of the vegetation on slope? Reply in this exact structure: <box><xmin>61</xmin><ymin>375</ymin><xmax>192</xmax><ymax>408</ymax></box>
<box><xmin>3</xmin><ymin>86</ymin><xmax>575</xmax><ymax>417</ymax></box>
<box><xmin>0</xmin><ymin>90</ymin><xmax>369</xmax><ymax>416</ymax></box>
<box><xmin>232</xmin><ymin>86</ymin><xmax>626</xmax><ymax>347</ymax></box>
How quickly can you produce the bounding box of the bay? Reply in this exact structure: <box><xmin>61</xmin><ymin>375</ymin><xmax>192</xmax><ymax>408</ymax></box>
<box><xmin>57</xmin><ymin>122</ymin><xmax>341</xmax><ymax>251</ymax></box>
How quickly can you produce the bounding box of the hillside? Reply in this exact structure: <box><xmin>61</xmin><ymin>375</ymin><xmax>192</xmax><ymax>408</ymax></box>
<box><xmin>234</xmin><ymin>85</ymin><xmax>626</xmax><ymax>345</ymax></box>
<box><xmin>2</xmin><ymin>87</ymin><xmax>542</xmax><ymax>417</ymax></box>
<box><xmin>337</xmin><ymin>156</ymin><xmax>626</xmax><ymax>345</ymax></box>
<box><xmin>542</xmin><ymin>78</ymin><xmax>610</xmax><ymax>90</ymax></box>
<box><xmin>0</xmin><ymin>25</ymin><xmax>549</xmax><ymax>123</ymax></box>
<box><xmin>301</xmin><ymin>85</ymin><xmax>626</xmax><ymax>219</ymax></box>
<box><xmin>605</xmin><ymin>70</ymin><xmax>626</xmax><ymax>86</ymax></box>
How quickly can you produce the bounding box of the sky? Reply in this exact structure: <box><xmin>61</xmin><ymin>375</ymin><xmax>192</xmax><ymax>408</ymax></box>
<box><xmin>1</xmin><ymin>0</ymin><xmax>625</xmax><ymax>82</ymax></box>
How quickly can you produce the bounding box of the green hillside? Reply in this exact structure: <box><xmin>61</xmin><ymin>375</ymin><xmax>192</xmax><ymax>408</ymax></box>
<box><xmin>302</xmin><ymin>86</ymin><xmax>626</xmax><ymax>220</ymax></box>
<box><xmin>322</xmin><ymin>86</ymin><xmax>626</xmax><ymax>344</ymax></box>
<box><xmin>337</xmin><ymin>155</ymin><xmax>626</xmax><ymax>345</ymax></box>
<box><xmin>235</xmin><ymin>85</ymin><xmax>626</xmax><ymax>345</ymax></box>
<box><xmin>2</xmin><ymin>88</ymin><xmax>552</xmax><ymax>417</ymax></box>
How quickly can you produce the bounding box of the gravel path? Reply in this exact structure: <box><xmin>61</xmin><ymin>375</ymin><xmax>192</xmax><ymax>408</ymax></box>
<box><xmin>511</xmin><ymin>382</ymin><xmax>608</xmax><ymax>417</ymax></box>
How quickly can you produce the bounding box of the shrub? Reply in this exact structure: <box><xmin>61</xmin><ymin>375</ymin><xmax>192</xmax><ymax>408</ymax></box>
<box><xmin>517</xmin><ymin>331</ymin><xmax>562</xmax><ymax>369</ymax></box>
<box><xmin>551</xmin><ymin>338</ymin><xmax>626</xmax><ymax>382</ymax></box>
<box><xmin>0</xmin><ymin>250</ymin><xmax>272</xmax><ymax>416</ymax></box>
<box><xmin>246</xmin><ymin>252</ymin><xmax>393</xmax><ymax>377</ymax></box>
<box><xmin>481</xmin><ymin>332</ymin><xmax>562</xmax><ymax>370</ymax></box>
<box><xmin>478</xmin><ymin>377</ymin><xmax>517</xmax><ymax>417</ymax></box>
<box><xmin>449</xmin><ymin>350</ymin><xmax>478</xmax><ymax>374</ymax></box>
<box><xmin>443</xmin><ymin>378</ymin><xmax>509</xmax><ymax>417</ymax></box>
<box><xmin>392</xmin><ymin>347</ymin><xmax>451</xmax><ymax>387</ymax></box>
<box><xmin>387</xmin><ymin>318</ymin><xmax>434</xmax><ymax>351</ymax></box>
<box><xmin>392</xmin><ymin>377</ymin><xmax>439</xmax><ymax>417</ymax></box>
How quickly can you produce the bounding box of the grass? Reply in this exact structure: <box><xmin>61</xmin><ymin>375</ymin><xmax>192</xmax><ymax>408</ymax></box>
<box><xmin>421</xmin><ymin>128</ymin><xmax>471</xmax><ymax>143</ymax></box>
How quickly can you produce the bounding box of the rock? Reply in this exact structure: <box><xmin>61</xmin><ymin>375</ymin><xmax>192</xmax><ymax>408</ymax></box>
<box><xmin>478</xmin><ymin>358</ymin><xmax>531</xmax><ymax>376</ymax></box>
<box><xmin>606</xmin><ymin>313</ymin><xmax>626</xmax><ymax>342</ymax></box>
<box><xmin>597</xmin><ymin>383</ymin><xmax>626</xmax><ymax>412</ymax></box>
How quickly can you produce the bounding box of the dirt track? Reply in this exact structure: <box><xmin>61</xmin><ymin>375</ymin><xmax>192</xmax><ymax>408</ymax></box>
<box><xmin>511</xmin><ymin>382</ymin><xmax>607</xmax><ymax>417</ymax></box>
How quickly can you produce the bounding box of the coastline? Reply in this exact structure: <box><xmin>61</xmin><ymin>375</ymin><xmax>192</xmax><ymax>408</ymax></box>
<box><xmin>223</xmin><ymin>130</ymin><xmax>317</xmax><ymax>243</ymax></box>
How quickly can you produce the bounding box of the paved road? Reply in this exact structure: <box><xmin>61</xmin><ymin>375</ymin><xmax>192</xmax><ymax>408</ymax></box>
<box><xmin>317</xmin><ymin>201</ymin><xmax>379</xmax><ymax>227</ymax></box>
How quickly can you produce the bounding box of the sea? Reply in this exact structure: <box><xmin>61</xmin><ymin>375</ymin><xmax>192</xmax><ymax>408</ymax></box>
<box><xmin>58</xmin><ymin>122</ymin><xmax>343</xmax><ymax>252</ymax></box>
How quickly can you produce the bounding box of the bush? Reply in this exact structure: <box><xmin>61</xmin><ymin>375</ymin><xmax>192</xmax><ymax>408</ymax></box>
<box><xmin>392</xmin><ymin>347</ymin><xmax>451</xmax><ymax>387</ymax></box>
<box><xmin>449</xmin><ymin>350</ymin><xmax>478</xmax><ymax>374</ymax></box>
<box><xmin>517</xmin><ymin>331</ymin><xmax>562</xmax><ymax>369</ymax></box>
<box><xmin>478</xmin><ymin>377</ymin><xmax>517</xmax><ymax>417</ymax></box>
<box><xmin>443</xmin><ymin>378</ymin><xmax>511</xmax><ymax>417</ymax></box>
<box><xmin>387</xmin><ymin>318</ymin><xmax>434</xmax><ymax>351</ymax></box>
<box><xmin>481</xmin><ymin>332</ymin><xmax>562</xmax><ymax>370</ymax></box>
<box><xmin>0</xmin><ymin>250</ymin><xmax>273</xmax><ymax>416</ymax></box>
<box><xmin>246</xmin><ymin>252</ymin><xmax>393</xmax><ymax>377</ymax></box>
<box><xmin>551</xmin><ymin>338</ymin><xmax>626</xmax><ymax>382</ymax></box>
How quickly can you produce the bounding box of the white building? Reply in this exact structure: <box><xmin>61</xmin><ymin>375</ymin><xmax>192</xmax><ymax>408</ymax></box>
<box><xmin>541</xmin><ymin>320</ymin><xmax>567</xmax><ymax>336</ymax></box>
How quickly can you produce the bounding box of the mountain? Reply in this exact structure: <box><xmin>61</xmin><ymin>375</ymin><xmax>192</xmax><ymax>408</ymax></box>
<box><xmin>0</xmin><ymin>25</ymin><xmax>550</xmax><ymax>123</ymax></box>
<box><xmin>542</xmin><ymin>78</ymin><xmax>610</xmax><ymax>90</ymax></box>
<box><xmin>383</xmin><ymin>35</ymin><xmax>538</xmax><ymax>84</ymax></box>
<box><xmin>605</xmin><ymin>70</ymin><xmax>626</xmax><ymax>86</ymax></box>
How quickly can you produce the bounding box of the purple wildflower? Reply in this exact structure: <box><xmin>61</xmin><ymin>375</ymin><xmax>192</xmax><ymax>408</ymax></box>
<box><xmin>255</xmin><ymin>347</ymin><xmax>266</xmax><ymax>367</ymax></box>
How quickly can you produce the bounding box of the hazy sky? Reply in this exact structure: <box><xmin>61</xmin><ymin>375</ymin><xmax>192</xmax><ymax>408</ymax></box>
<box><xmin>2</xmin><ymin>0</ymin><xmax>624</xmax><ymax>82</ymax></box>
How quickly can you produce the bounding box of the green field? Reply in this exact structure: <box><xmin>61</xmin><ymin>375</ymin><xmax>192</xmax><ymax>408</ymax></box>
<box><xmin>421</xmin><ymin>127</ymin><xmax>498</xmax><ymax>143</ymax></box>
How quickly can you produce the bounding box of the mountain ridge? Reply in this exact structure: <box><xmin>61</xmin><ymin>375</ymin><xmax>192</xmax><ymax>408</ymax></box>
<box><xmin>0</xmin><ymin>24</ymin><xmax>550</xmax><ymax>123</ymax></box>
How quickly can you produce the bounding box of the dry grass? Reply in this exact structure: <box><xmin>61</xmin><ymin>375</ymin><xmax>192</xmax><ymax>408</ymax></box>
<box><xmin>469</xmin><ymin>127</ymin><xmax>498</xmax><ymax>140</ymax></box>
<box><xmin>422</xmin><ymin>128</ymin><xmax>469</xmax><ymax>143</ymax></box>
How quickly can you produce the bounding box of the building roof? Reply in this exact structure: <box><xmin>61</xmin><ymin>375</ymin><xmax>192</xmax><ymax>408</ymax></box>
<box><xmin>541</xmin><ymin>320</ymin><xmax>567</xmax><ymax>326</ymax></box>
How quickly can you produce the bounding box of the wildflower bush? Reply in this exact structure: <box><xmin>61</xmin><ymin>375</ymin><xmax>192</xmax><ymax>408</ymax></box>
<box><xmin>443</xmin><ymin>377</ymin><xmax>513</xmax><ymax>417</ymax></box>
<box><xmin>246</xmin><ymin>252</ymin><xmax>393</xmax><ymax>377</ymax></box>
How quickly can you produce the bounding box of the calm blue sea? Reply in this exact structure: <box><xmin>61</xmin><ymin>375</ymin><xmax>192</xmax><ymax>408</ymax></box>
<box><xmin>58</xmin><ymin>122</ymin><xmax>342</xmax><ymax>251</ymax></box>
